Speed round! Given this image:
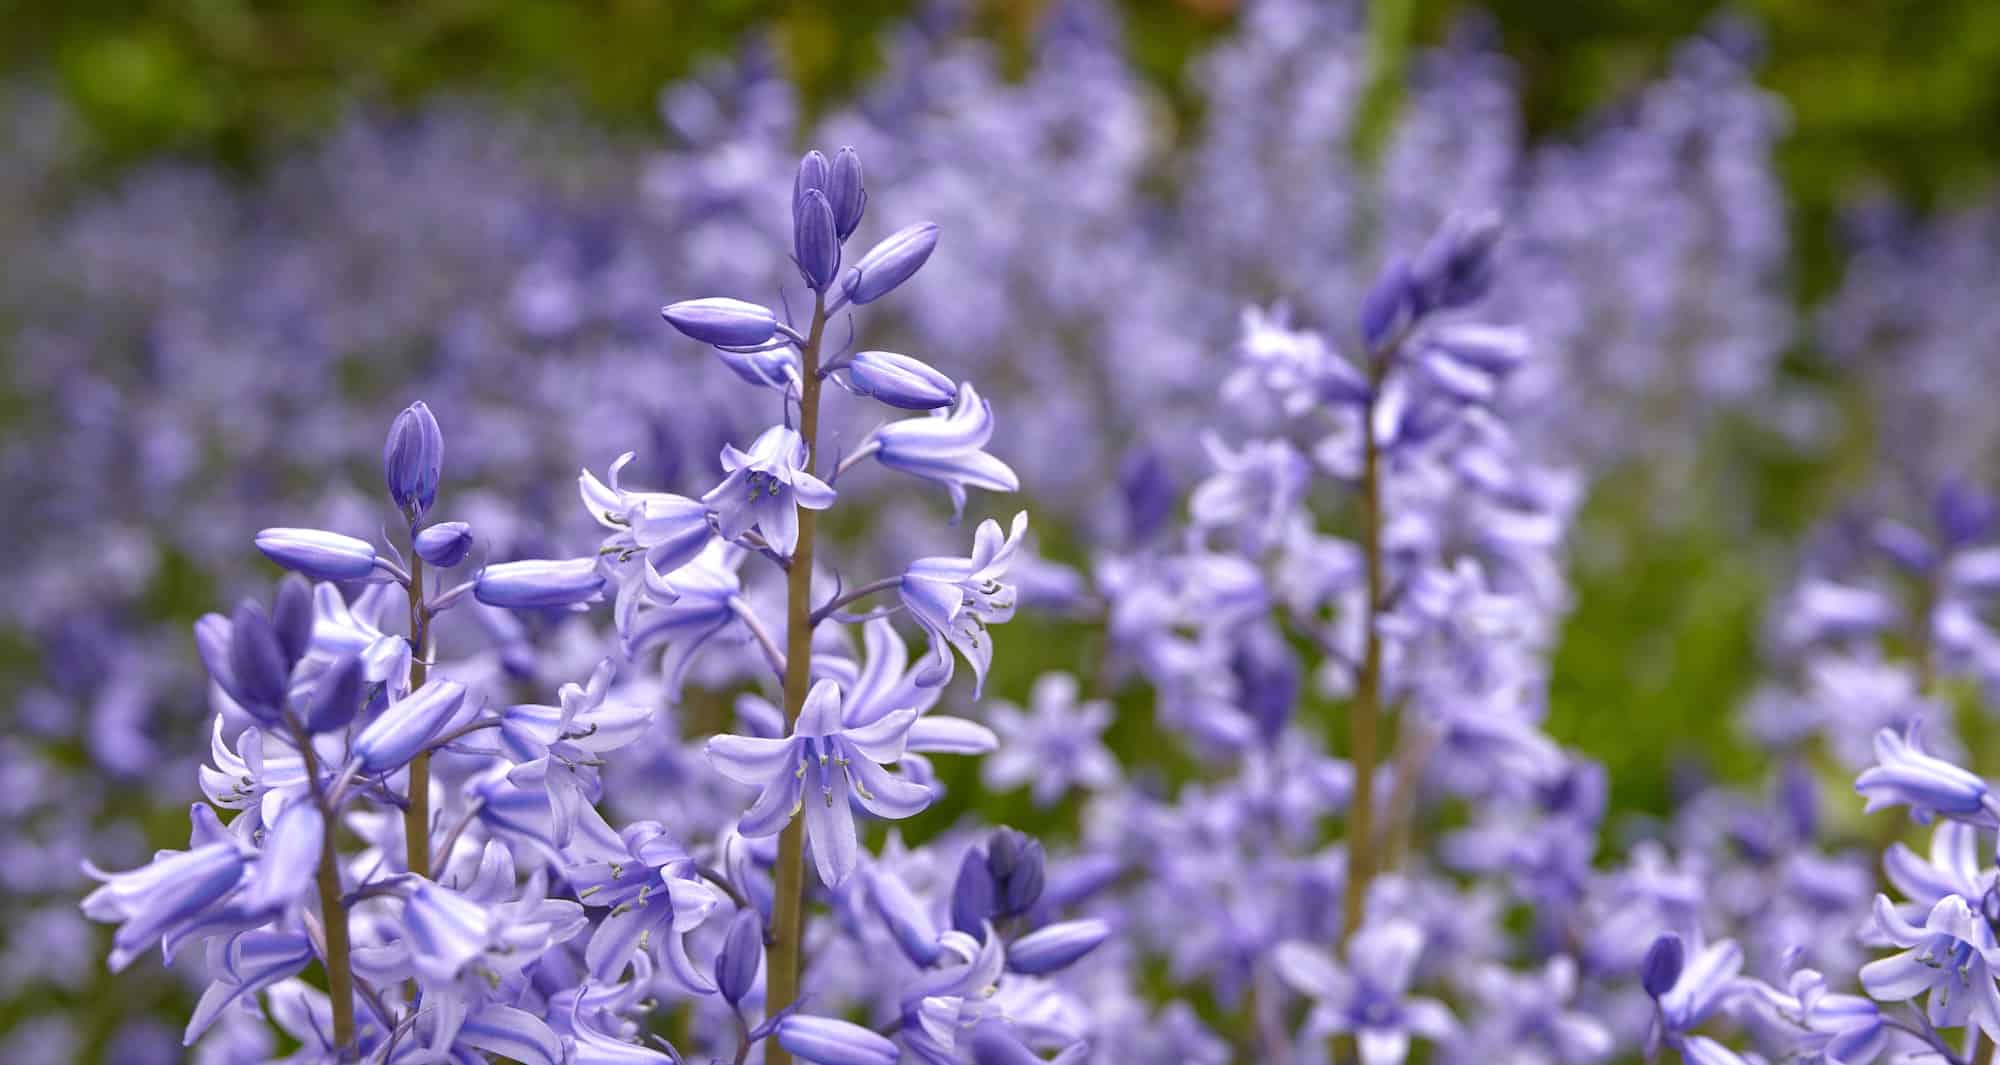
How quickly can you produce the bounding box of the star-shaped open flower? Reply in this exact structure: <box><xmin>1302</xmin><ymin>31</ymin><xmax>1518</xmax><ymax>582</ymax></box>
<box><xmin>707</xmin><ymin>678</ymin><xmax>935</xmax><ymax>886</ymax></box>
<box><xmin>900</xmin><ymin>511</ymin><xmax>1028</xmax><ymax>694</ymax></box>
<box><xmin>701</xmin><ymin>425</ymin><xmax>835</xmax><ymax>557</ymax></box>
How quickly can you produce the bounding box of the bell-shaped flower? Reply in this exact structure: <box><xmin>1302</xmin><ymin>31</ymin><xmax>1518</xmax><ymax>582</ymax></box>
<box><xmin>1274</xmin><ymin>920</ymin><xmax>1456</xmax><ymax>1065</ymax></box>
<box><xmin>351</xmin><ymin>680</ymin><xmax>469</xmax><ymax>774</ymax></box>
<box><xmin>844</xmin><ymin>349</ymin><xmax>958</xmax><ymax>410</ymax></box>
<box><xmin>475</xmin><ymin>557</ymin><xmax>607</xmax><ymax>610</ymax></box>
<box><xmin>985</xmin><ymin>672</ymin><xmax>1119</xmax><ymax>808</ymax></box>
<box><xmin>777</xmin><ymin>1015</ymin><xmax>900</xmax><ymax>1065</ymax></box>
<box><xmin>900</xmin><ymin>512</ymin><xmax>1028</xmax><ymax>694</ymax></box>
<box><xmin>413</xmin><ymin>521</ymin><xmax>474</xmax><ymax>567</ymax></box>
<box><xmin>707</xmin><ymin>678</ymin><xmax>934</xmax><ymax>886</ymax></box>
<box><xmin>255</xmin><ymin>527</ymin><xmax>383</xmax><ymax>583</ymax></box>
<box><xmin>621</xmin><ymin>540</ymin><xmax>749</xmax><ymax>698</ymax></box>
<box><xmin>1006</xmin><ymin>918</ymin><xmax>1112</xmax><ymax>975</ymax></box>
<box><xmin>838</xmin><ymin>221</ymin><xmax>939</xmax><ymax>308</ymax></box>
<box><xmin>1856</xmin><ymin>723</ymin><xmax>1998</xmax><ymax>826</ymax></box>
<box><xmin>661</xmin><ymin>297</ymin><xmax>780</xmax><ymax>349</ymax></box>
<box><xmin>702</xmin><ymin>425</ymin><xmax>835</xmax><ymax>558</ymax></box>
<box><xmin>183</xmin><ymin>929</ymin><xmax>316</xmax><ymax>1045</ymax></box>
<box><xmin>83</xmin><ymin>840</ymin><xmax>249</xmax><ymax>971</ymax></box>
<box><xmin>1860</xmin><ymin>893</ymin><xmax>2000</xmax><ymax>1039</ymax></box>
<box><xmin>821</xmin><ymin>617</ymin><xmax>998</xmax><ymax>760</ymax></box>
<box><xmin>241</xmin><ymin>799</ymin><xmax>323</xmax><ymax>915</ymax></box>
<box><xmin>567</xmin><ymin>822</ymin><xmax>721</xmax><ymax>994</ymax></box>
<box><xmin>827</xmin><ymin>146</ymin><xmax>866</xmax><ymax>239</ymax></box>
<box><xmin>873</xmin><ymin>385</ymin><xmax>1018</xmax><ymax>518</ymax></box>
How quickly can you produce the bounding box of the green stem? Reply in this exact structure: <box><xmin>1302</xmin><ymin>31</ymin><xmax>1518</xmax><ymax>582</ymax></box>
<box><xmin>404</xmin><ymin>551</ymin><xmax>432</xmax><ymax>879</ymax></box>
<box><xmin>1340</xmin><ymin>341</ymin><xmax>1395</xmax><ymax>946</ymax></box>
<box><xmin>765</xmin><ymin>293</ymin><xmax>827</xmax><ymax>1065</ymax></box>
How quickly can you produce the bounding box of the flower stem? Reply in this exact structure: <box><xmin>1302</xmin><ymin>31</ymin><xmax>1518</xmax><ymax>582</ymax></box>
<box><xmin>292</xmin><ymin>720</ymin><xmax>356</xmax><ymax>1056</ymax></box>
<box><xmin>1340</xmin><ymin>340</ymin><xmax>1394</xmax><ymax>947</ymax></box>
<box><xmin>404</xmin><ymin>551</ymin><xmax>432</xmax><ymax>879</ymax></box>
<box><xmin>766</xmin><ymin>293</ymin><xmax>828</xmax><ymax>1065</ymax></box>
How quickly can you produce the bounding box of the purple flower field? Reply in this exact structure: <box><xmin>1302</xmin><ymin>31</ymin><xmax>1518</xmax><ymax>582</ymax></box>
<box><xmin>6</xmin><ymin>1</ymin><xmax>2000</xmax><ymax>1062</ymax></box>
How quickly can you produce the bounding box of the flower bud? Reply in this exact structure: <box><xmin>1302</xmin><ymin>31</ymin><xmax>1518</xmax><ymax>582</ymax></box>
<box><xmin>715</xmin><ymin>908</ymin><xmax>763</xmax><ymax>1006</ymax></box>
<box><xmin>868</xmin><ymin>869</ymin><xmax>942</xmax><ymax>966</ymax></box>
<box><xmin>1359</xmin><ymin>256</ymin><xmax>1415</xmax><ymax>351</ymax></box>
<box><xmin>793</xmin><ymin>150</ymin><xmax>830</xmax><ymax>230</ymax></box>
<box><xmin>227</xmin><ymin>599</ymin><xmax>290</xmax><ymax>720</ymax></box>
<box><xmin>1641</xmin><ymin>932</ymin><xmax>1685</xmax><ymax>999</ymax></box>
<box><xmin>662</xmin><ymin>298</ymin><xmax>780</xmax><ymax>349</ymax></box>
<box><xmin>846</xmin><ymin>350</ymin><xmax>957</xmax><ymax>410</ymax></box>
<box><xmin>985</xmin><ymin>828</ymin><xmax>1044</xmax><ymax>918</ymax></box>
<box><xmin>474</xmin><ymin>558</ymin><xmax>605</xmax><ymax>609</ymax></box>
<box><xmin>795</xmin><ymin>189</ymin><xmax>840</xmax><ymax>292</ymax></box>
<box><xmin>305</xmin><ymin>653</ymin><xmax>367</xmax><ymax>733</ymax></box>
<box><xmin>951</xmin><ymin>845</ymin><xmax>996</xmax><ymax>937</ymax></box>
<box><xmin>271</xmin><ymin>574</ymin><xmax>315</xmax><ymax>666</ymax></box>
<box><xmin>383</xmin><ymin>401</ymin><xmax>444</xmax><ymax>520</ymax></box>
<box><xmin>841</xmin><ymin>222</ymin><xmax>938</xmax><ymax>306</ymax></box>
<box><xmin>256</xmin><ymin>528</ymin><xmax>380</xmax><ymax>582</ymax></box>
<box><xmin>352</xmin><ymin>680</ymin><xmax>468</xmax><ymax>773</ymax></box>
<box><xmin>1006</xmin><ymin>917</ymin><xmax>1111</xmax><ymax>975</ymax></box>
<box><xmin>827</xmin><ymin>147</ymin><xmax>866</xmax><ymax>240</ymax></box>
<box><xmin>413</xmin><ymin>521</ymin><xmax>474</xmax><ymax>568</ymax></box>
<box><xmin>1411</xmin><ymin>211</ymin><xmax>1502</xmax><ymax>312</ymax></box>
<box><xmin>775</xmin><ymin>1015</ymin><xmax>899</xmax><ymax>1065</ymax></box>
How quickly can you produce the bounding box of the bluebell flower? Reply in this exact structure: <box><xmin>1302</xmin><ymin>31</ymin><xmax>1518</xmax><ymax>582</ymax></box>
<box><xmin>1274</xmin><ymin>921</ymin><xmax>1456</xmax><ymax>1065</ymax></box>
<box><xmin>983</xmin><ymin>672</ymin><xmax>1119</xmax><ymax>807</ymax></box>
<box><xmin>182</xmin><ymin>929</ymin><xmax>315</xmax><ymax>1045</ymax></box>
<box><xmin>714</xmin><ymin>907</ymin><xmax>763</xmax><ymax>1006</ymax></box>
<box><xmin>620</xmin><ymin>540</ymin><xmax>748</xmax><ymax>697</ymax></box>
<box><xmin>474</xmin><ymin>557</ymin><xmax>607</xmax><ymax>609</ymax></box>
<box><xmin>901</xmin><ymin>511</ymin><xmax>1028</xmax><ymax>694</ymax></box>
<box><xmin>383</xmin><ymin>400</ymin><xmax>444</xmax><ymax>521</ymax></box>
<box><xmin>1007</xmin><ymin>917</ymin><xmax>1111</xmax><ymax>975</ymax></box>
<box><xmin>837</xmin><ymin>221</ymin><xmax>939</xmax><ymax>307</ymax></box>
<box><xmin>708</xmin><ymin>678</ymin><xmax>933</xmax><ymax>886</ymax></box>
<box><xmin>1654</xmin><ymin>937</ymin><xmax>1745</xmax><ymax>1047</ymax></box>
<box><xmin>827</xmin><ymin>146</ymin><xmax>866</xmax><ymax>239</ymax></box>
<box><xmin>844</xmin><ymin>349</ymin><xmax>958</xmax><ymax>410</ymax></box>
<box><xmin>795</xmin><ymin>189</ymin><xmax>841</xmax><ymax>291</ymax></box>
<box><xmin>255</xmin><ymin>527</ymin><xmax>382</xmax><ymax>582</ymax></box>
<box><xmin>701</xmin><ymin>425</ymin><xmax>836</xmax><ymax>557</ymax></box>
<box><xmin>240</xmin><ymin>799</ymin><xmax>323</xmax><ymax>915</ymax></box>
<box><xmin>776</xmin><ymin>1015</ymin><xmax>900</xmax><ymax>1065</ymax></box>
<box><xmin>413</xmin><ymin>521</ymin><xmax>474</xmax><ymax>567</ymax></box>
<box><xmin>873</xmin><ymin>385</ymin><xmax>1019</xmax><ymax>517</ymax></box>
<box><xmin>83</xmin><ymin>840</ymin><xmax>248</xmax><ymax>971</ymax></box>
<box><xmin>1856</xmin><ymin>723</ymin><xmax>1998</xmax><ymax>826</ymax></box>
<box><xmin>568</xmin><ymin>822</ymin><xmax>721</xmax><ymax>993</ymax></box>
<box><xmin>1861</xmin><ymin>893</ymin><xmax>2000</xmax><ymax>1039</ymax></box>
<box><xmin>661</xmin><ymin>296</ymin><xmax>780</xmax><ymax>349</ymax></box>
<box><xmin>350</xmin><ymin>679</ymin><xmax>468</xmax><ymax>774</ymax></box>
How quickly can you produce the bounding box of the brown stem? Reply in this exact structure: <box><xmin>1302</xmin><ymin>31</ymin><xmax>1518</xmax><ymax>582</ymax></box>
<box><xmin>765</xmin><ymin>293</ymin><xmax>827</xmax><ymax>1065</ymax></box>
<box><xmin>1340</xmin><ymin>340</ymin><xmax>1395</xmax><ymax>947</ymax></box>
<box><xmin>291</xmin><ymin>720</ymin><xmax>356</xmax><ymax>1055</ymax></box>
<box><xmin>404</xmin><ymin>552</ymin><xmax>431</xmax><ymax>879</ymax></box>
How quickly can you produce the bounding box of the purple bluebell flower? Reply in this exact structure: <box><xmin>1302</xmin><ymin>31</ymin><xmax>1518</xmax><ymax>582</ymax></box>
<box><xmin>1007</xmin><ymin>918</ymin><xmax>1111</xmax><ymax>975</ymax></box>
<box><xmin>474</xmin><ymin>557</ymin><xmax>606</xmax><ymax>609</ymax></box>
<box><xmin>702</xmin><ymin>425</ymin><xmax>836</xmax><ymax>557</ymax></box>
<box><xmin>1411</xmin><ymin>211</ymin><xmax>1502</xmax><ymax>313</ymax></box>
<box><xmin>868</xmin><ymin>866</ymin><xmax>944</xmax><ymax>966</ymax></box>
<box><xmin>350</xmin><ymin>679</ymin><xmax>468</xmax><ymax>773</ymax></box>
<box><xmin>569</xmin><ymin>823</ymin><xmax>720</xmax><ymax>992</ymax></box>
<box><xmin>1360</xmin><ymin>257</ymin><xmax>1416</xmax><ymax>351</ymax></box>
<box><xmin>182</xmin><ymin>929</ymin><xmax>315</xmax><ymax>1045</ymax></box>
<box><xmin>413</xmin><ymin>521</ymin><xmax>474</xmax><ymax>567</ymax></box>
<box><xmin>1654</xmin><ymin>938</ymin><xmax>1744</xmax><ymax>1040</ymax></box>
<box><xmin>224</xmin><ymin>598</ymin><xmax>291</xmax><ymax>722</ymax></box>
<box><xmin>707</xmin><ymin>678</ymin><xmax>932</xmax><ymax>886</ymax></box>
<box><xmin>828</xmin><ymin>146</ymin><xmax>866</xmax><ymax>239</ymax></box>
<box><xmin>901</xmin><ymin>511</ymin><xmax>1028</xmax><ymax>693</ymax></box>
<box><xmin>873</xmin><ymin>385</ymin><xmax>1018</xmax><ymax>517</ymax></box>
<box><xmin>255</xmin><ymin>527</ymin><xmax>381</xmax><ymax>582</ymax></box>
<box><xmin>82</xmin><ymin>841</ymin><xmax>247</xmax><ymax>971</ymax></box>
<box><xmin>714</xmin><ymin>907</ymin><xmax>762</xmax><ymax>1006</ymax></box>
<box><xmin>1861</xmin><ymin>893</ymin><xmax>2000</xmax><ymax>1038</ymax></box>
<box><xmin>776</xmin><ymin>1015</ymin><xmax>899</xmax><ymax>1065</ymax></box>
<box><xmin>303</xmin><ymin>652</ymin><xmax>365</xmax><ymax>732</ymax></box>
<box><xmin>661</xmin><ymin>296</ymin><xmax>781</xmax><ymax>349</ymax></box>
<box><xmin>1856</xmin><ymin>723</ymin><xmax>1997</xmax><ymax>825</ymax></box>
<box><xmin>983</xmin><ymin>673</ymin><xmax>1119</xmax><ymax>807</ymax></box>
<box><xmin>839</xmin><ymin>221</ymin><xmax>939</xmax><ymax>307</ymax></box>
<box><xmin>1274</xmin><ymin>921</ymin><xmax>1456</xmax><ymax>1065</ymax></box>
<box><xmin>844</xmin><ymin>349</ymin><xmax>958</xmax><ymax>410</ymax></box>
<box><xmin>796</xmin><ymin>188</ymin><xmax>841</xmax><ymax>291</ymax></box>
<box><xmin>241</xmin><ymin>800</ymin><xmax>322</xmax><ymax>915</ymax></box>
<box><xmin>383</xmin><ymin>400</ymin><xmax>443</xmax><ymax>520</ymax></box>
<box><xmin>1641</xmin><ymin>933</ymin><xmax>1687</xmax><ymax>999</ymax></box>
<box><xmin>985</xmin><ymin>828</ymin><xmax>1045</xmax><ymax>918</ymax></box>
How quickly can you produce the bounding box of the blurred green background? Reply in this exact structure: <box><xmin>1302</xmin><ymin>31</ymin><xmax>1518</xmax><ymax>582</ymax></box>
<box><xmin>7</xmin><ymin>0</ymin><xmax>1997</xmax><ymax>815</ymax></box>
